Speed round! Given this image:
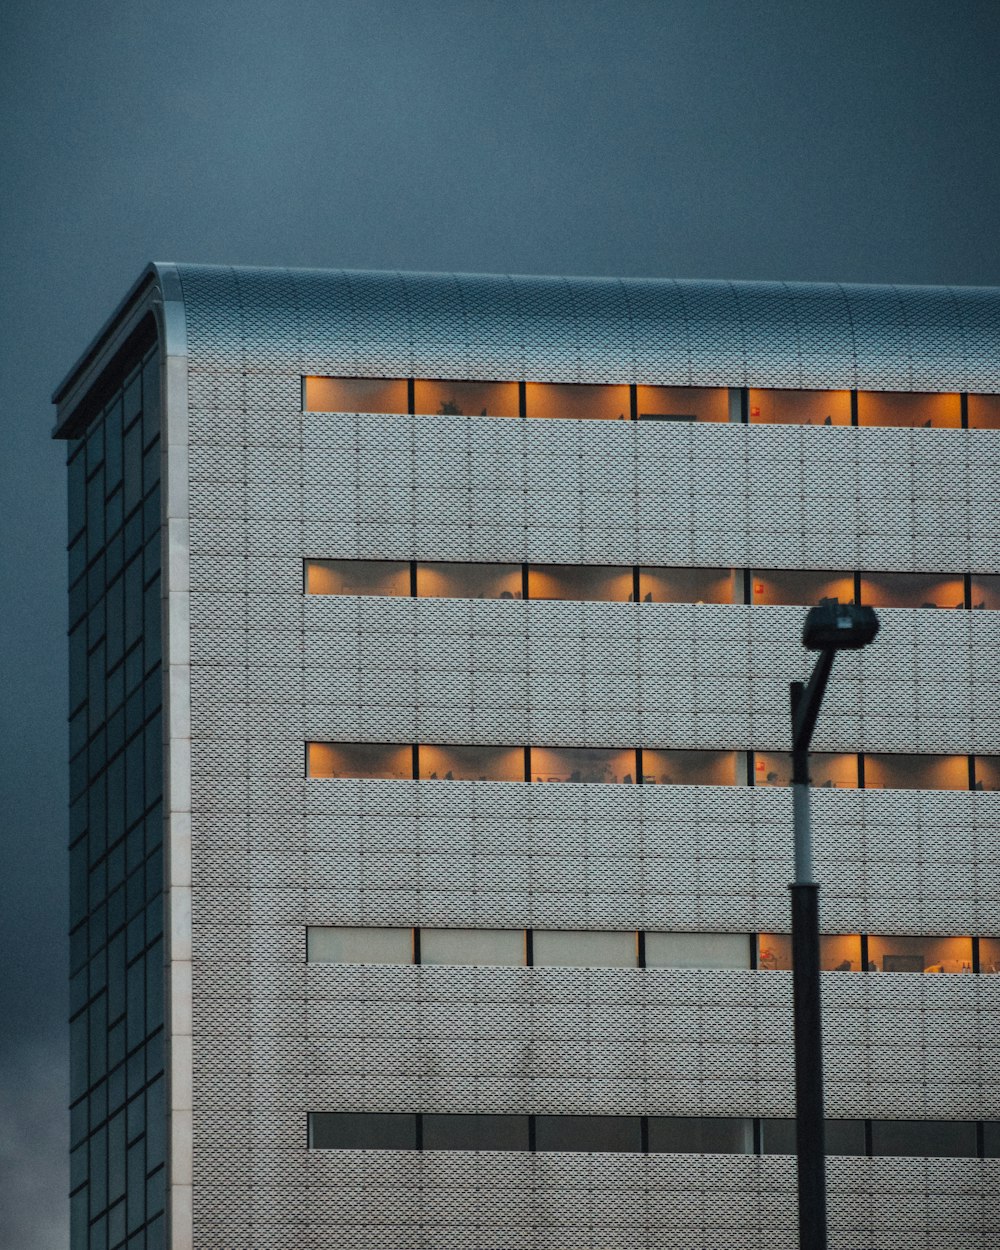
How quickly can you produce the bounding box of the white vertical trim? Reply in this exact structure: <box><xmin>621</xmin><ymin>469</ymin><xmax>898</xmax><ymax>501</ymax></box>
<box><xmin>156</xmin><ymin>264</ymin><xmax>193</xmax><ymax>1250</ymax></box>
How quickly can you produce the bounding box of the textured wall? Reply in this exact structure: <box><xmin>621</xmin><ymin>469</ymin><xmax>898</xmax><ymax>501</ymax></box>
<box><xmin>178</xmin><ymin>288</ymin><xmax>1000</xmax><ymax>1247</ymax></box>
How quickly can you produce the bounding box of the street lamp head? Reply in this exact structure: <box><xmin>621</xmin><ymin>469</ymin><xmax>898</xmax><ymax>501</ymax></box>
<box><xmin>802</xmin><ymin>599</ymin><xmax>880</xmax><ymax>651</ymax></box>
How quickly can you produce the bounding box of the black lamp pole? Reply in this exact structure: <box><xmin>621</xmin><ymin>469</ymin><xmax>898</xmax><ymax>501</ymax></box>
<box><xmin>790</xmin><ymin>602</ymin><xmax>879</xmax><ymax>1250</ymax></box>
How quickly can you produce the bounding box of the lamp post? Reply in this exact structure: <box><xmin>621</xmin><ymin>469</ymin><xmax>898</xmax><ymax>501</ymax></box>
<box><xmin>790</xmin><ymin>600</ymin><xmax>879</xmax><ymax>1250</ymax></box>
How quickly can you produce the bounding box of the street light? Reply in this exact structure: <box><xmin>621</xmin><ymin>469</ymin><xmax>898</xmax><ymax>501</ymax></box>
<box><xmin>790</xmin><ymin>599</ymin><xmax>879</xmax><ymax>1250</ymax></box>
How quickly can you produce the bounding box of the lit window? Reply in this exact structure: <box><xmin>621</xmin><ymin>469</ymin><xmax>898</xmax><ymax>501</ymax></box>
<box><xmin>644</xmin><ymin>932</ymin><xmax>751</xmax><ymax>970</ymax></box>
<box><xmin>980</xmin><ymin>937</ymin><xmax>1000</xmax><ymax>974</ymax></box>
<box><xmin>748</xmin><ymin>389</ymin><xmax>852</xmax><ymax>426</ymax></box>
<box><xmin>750</xmin><ymin>569</ymin><xmax>855</xmax><ymax>607</ymax></box>
<box><xmin>530</xmin><ymin>746</ymin><xmax>637</xmax><ymax>784</ymax></box>
<box><xmin>534</xmin><ymin>1114</ymin><xmax>642</xmax><ymax>1152</ymax></box>
<box><xmin>863</xmin><ymin>753</ymin><xmax>968</xmax><ymax>791</ymax></box>
<box><xmin>309</xmin><ymin>1112</ymin><xmax>417</xmax><ymax>1149</ymax></box>
<box><xmin>871</xmin><ymin>1119</ymin><xmax>977</xmax><ymax>1157</ymax></box>
<box><xmin>306</xmin><ymin>926</ymin><xmax>413</xmax><ymax>964</ymax></box>
<box><xmin>638</xmin><ymin>567</ymin><xmax>737</xmax><ymax>604</ymax></box>
<box><xmin>417</xmin><ymin>744</ymin><xmax>525</xmax><ymax>782</ymax></box>
<box><xmin>971</xmin><ymin>575</ymin><xmax>1000</xmax><ymax>610</ymax></box>
<box><xmin>857</xmin><ymin>391</ymin><xmax>961</xmax><ymax>428</ymax></box>
<box><xmin>422</xmin><ymin>1114</ymin><xmax>529</xmax><ymax>1150</ymax></box>
<box><xmin>305</xmin><ymin>558</ymin><xmax>410</xmax><ymax>596</ymax></box>
<box><xmin>967</xmin><ymin>394</ymin><xmax>1000</xmax><ymax>429</ymax></box>
<box><xmin>415</xmin><ymin>561</ymin><xmax>522</xmax><ymax>599</ymax></box>
<box><xmin>643</xmin><ymin>749</ymin><xmax>742</xmax><ymax>786</ymax></box>
<box><xmin>307</xmin><ymin>742</ymin><xmax>413</xmax><ymax>779</ymax></box>
<box><xmin>648</xmin><ymin>1117</ymin><xmax>753</xmax><ymax>1154</ymax></box>
<box><xmin>753</xmin><ymin>751</ymin><xmax>858</xmax><ymax>789</ymax></box>
<box><xmin>858</xmin><ymin>571</ymin><xmax>966</xmax><ymax>609</ymax></box>
<box><xmin>303</xmin><ymin>377</ymin><xmax>408</xmax><ymax>415</ymax></box>
<box><xmin>636</xmin><ymin>385</ymin><xmax>730</xmax><ymax>423</ymax></box>
<box><xmin>974</xmin><ymin>757</ymin><xmax>1000</xmax><ymax>791</ymax></box>
<box><xmin>867</xmin><ymin>935</ymin><xmax>973</xmax><ymax>973</ymax></box>
<box><xmin>419</xmin><ymin>928</ymin><xmax>525</xmax><ymax>966</ymax></box>
<box><xmin>524</xmin><ymin>382</ymin><xmax>630</xmax><ymax>421</ymax></box>
<box><xmin>527</xmin><ymin>564</ymin><xmax>633</xmax><ymax>601</ymax></box>
<box><xmin>756</xmin><ymin>934</ymin><xmax>793</xmax><ymax>970</ymax></box>
<box><xmin>413</xmin><ymin>379</ymin><xmax>519</xmax><ymax>418</ymax></box>
<box><xmin>532</xmin><ymin>930</ymin><xmax>638</xmax><ymax>968</ymax></box>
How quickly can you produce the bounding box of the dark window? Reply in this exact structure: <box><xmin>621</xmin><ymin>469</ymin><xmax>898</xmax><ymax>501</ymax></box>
<box><xmin>971</xmin><ymin>575</ymin><xmax>1000</xmax><ymax>610</ymax></box>
<box><xmin>535</xmin><ymin>1114</ymin><xmax>642</xmax><ymax>1152</ymax></box>
<box><xmin>309</xmin><ymin>1112</ymin><xmax>418</xmax><ymax>1150</ymax></box>
<box><xmin>761</xmin><ymin>1118</ymin><xmax>865</xmax><ymax>1155</ymax></box>
<box><xmin>984</xmin><ymin>1122</ymin><xmax>1000</xmax><ymax>1156</ymax></box>
<box><xmin>422</xmin><ymin>1114</ymin><xmax>530</xmax><ymax>1151</ymax></box>
<box><xmin>871</xmin><ymin>1119</ymin><xmax>977</xmax><ymax>1157</ymax></box>
<box><xmin>648</xmin><ymin>1116</ymin><xmax>753</xmax><ymax>1153</ymax></box>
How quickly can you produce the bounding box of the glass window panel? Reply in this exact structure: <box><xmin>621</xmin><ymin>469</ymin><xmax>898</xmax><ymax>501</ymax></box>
<box><xmin>983</xmin><ymin>1122</ymin><xmax>1000</xmax><ymax>1156</ymax></box>
<box><xmin>416</xmin><ymin>561</ymin><xmax>522</xmax><ymax>599</ymax></box>
<box><xmin>970</xmin><ymin>575</ymin><xmax>1000</xmax><ymax>610</ymax></box>
<box><xmin>757</xmin><ymin>933</ymin><xmax>793</xmax><ymax>970</ymax></box>
<box><xmin>980</xmin><ymin>937</ymin><xmax>1000</xmax><ymax>974</ymax></box>
<box><xmin>531</xmin><ymin>746</ymin><xmax>637</xmax><ymax>784</ymax></box>
<box><xmin>871</xmin><ymin>1119</ymin><xmax>976</xmax><ymax>1157</ymax></box>
<box><xmin>753</xmin><ymin>751</ymin><xmax>858</xmax><ymax>789</ymax></box>
<box><xmin>826</xmin><ymin>1119</ymin><xmax>867</xmax><ymax>1155</ymax></box>
<box><xmin>974</xmin><ymin>756</ymin><xmax>1000</xmax><ymax>791</ymax></box>
<box><xmin>648</xmin><ymin>1116</ymin><xmax>753</xmax><ymax>1154</ymax></box>
<box><xmin>863</xmin><ymin>753</ymin><xmax>968</xmax><ymax>791</ymax></box>
<box><xmin>309</xmin><ymin>1112</ymin><xmax>418</xmax><ymax>1149</ymax></box>
<box><xmin>639</xmin><ymin>567</ymin><xmax>737</xmax><ymax>604</ymax></box>
<box><xmin>750</xmin><ymin>569</ymin><xmax>855</xmax><ymax>606</ymax></box>
<box><xmin>306</xmin><ymin>926</ymin><xmax>413</xmax><ymax>964</ymax></box>
<box><xmin>534</xmin><ymin>1114</ymin><xmax>642</xmax><ymax>1152</ymax></box>
<box><xmin>532</xmin><ymin>929</ymin><xmax>637</xmax><ymax>968</ymax></box>
<box><xmin>422</xmin><ymin>1114</ymin><xmax>530</xmax><ymax>1150</ymax></box>
<box><xmin>419</xmin><ymin>928</ymin><xmax>525</xmax><ymax>966</ymax></box>
<box><xmin>760</xmin><ymin>1118</ymin><xmax>797</xmax><ymax>1154</ymax></box>
<box><xmin>968</xmin><ymin>394</ymin><xmax>1000</xmax><ymax>429</ymax></box>
<box><xmin>418</xmin><ymin>744</ymin><xmax>525</xmax><ymax>781</ymax></box>
<box><xmin>413</xmin><ymin>379</ymin><xmax>519</xmax><ymax>417</ymax></box>
<box><xmin>637</xmin><ymin>385</ymin><xmax>730</xmax><ymax>423</ymax></box>
<box><xmin>644</xmin><ymin>932</ymin><xmax>751</xmax><ymax>969</ymax></box>
<box><xmin>526</xmin><ymin>564</ymin><xmax>633</xmax><ymax>601</ymax></box>
<box><xmin>303</xmin><ymin>376</ymin><xmax>408</xmax><ymax>414</ymax></box>
<box><xmin>820</xmin><ymin>934</ymin><xmax>862</xmax><ymax>972</ymax></box>
<box><xmin>307</xmin><ymin>742</ymin><xmax>413</xmax><ymax>780</ymax></box>
<box><xmin>305</xmin><ymin>558</ymin><xmax>410</xmax><ymax>596</ymax></box>
<box><xmin>748</xmin><ymin>389</ymin><xmax>852</xmax><ymax>426</ymax></box>
<box><xmin>858</xmin><ymin>392</ymin><xmax>961</xmax><ymax>428</ymax></box>
<box><xmin>868</xmin><ymin>935</ymin><xmax>973</xmax><ymax>974</ymax></box>
<box><xmin>525</xmin><ymin>382</ymin><xmax>630</xmax><ymax>421</ymax></box>
<box><xmin>858</xmin><ymin>571</ymin><xmax>966</xmax><ymax>610</ymax></box>
<box><xmin>642</xmin><ymin>749</ymin><xmax>742</xmax><ymax>786</ymax></box>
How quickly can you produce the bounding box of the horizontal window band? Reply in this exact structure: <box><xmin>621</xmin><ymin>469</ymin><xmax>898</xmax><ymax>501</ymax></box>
<box><xmin>306</xmin><ymin>926</ymin><xmax>993</xmax><ymax>974</ymax></box>
<box><xmin>301</xmin><ymin>376</ymin><xmax>1000</xmax><ymax>432</ymax></box>
<box><xmin>307</xmin><ymin>1112</ymin><xmax>997</xmax><ymax>1159</ymax></box>
<box><xmin>305</xmin><ymin>743</ymin><xmax>999</xmax><ymax>793</ymax></box>
<box><xmin>304</xmin><ymin>559</ymin><xmax>1000</xmax><ymax>611</ymax></box>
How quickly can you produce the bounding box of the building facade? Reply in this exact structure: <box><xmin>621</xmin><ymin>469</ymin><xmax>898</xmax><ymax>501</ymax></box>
<box><xmin>55</xmin><ymin>265</ymin><xmax>1000</xmax><ymax>1250</ymax></box>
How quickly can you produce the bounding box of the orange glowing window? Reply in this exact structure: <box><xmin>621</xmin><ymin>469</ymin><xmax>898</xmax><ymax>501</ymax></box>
<box><xmin>303</xmin><ymin>376</ymin><xmax>408</xmax><ymax>414</ymax></box>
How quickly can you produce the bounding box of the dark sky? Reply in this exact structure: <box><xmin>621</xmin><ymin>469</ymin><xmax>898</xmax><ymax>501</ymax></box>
<box><xmin>1</xmin><ymin>2</ymin><xmax>998</xmax><ymax>1244</ymax></box>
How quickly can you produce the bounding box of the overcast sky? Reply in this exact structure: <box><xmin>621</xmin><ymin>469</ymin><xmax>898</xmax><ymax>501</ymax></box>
<box><xmin>1</xmin><ymin>2</ymin><xmax>999</xmax><ymax>1244</ymax></box>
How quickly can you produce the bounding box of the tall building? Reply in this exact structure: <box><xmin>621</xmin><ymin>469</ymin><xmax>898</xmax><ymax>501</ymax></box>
<box><xmin>55</xmin><ymin>265</ymin><xmax>999</xmax><ymax>1250</ymax></box>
